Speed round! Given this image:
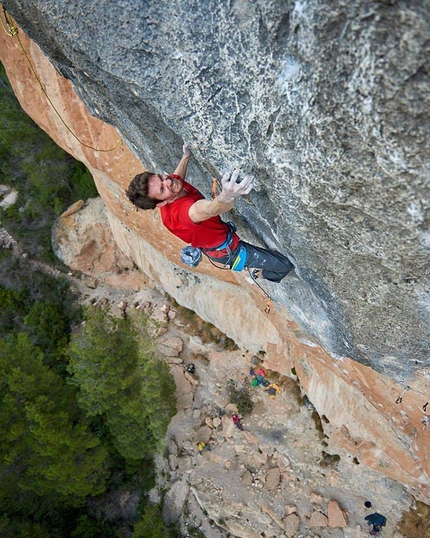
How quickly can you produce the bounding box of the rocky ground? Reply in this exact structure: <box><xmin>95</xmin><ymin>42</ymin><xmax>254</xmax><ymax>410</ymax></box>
<box><xmin>8</xmin><ymin>250</ymin><xmax>423</xmax><ymax>537</ymax></box>
<box><xmin>1</xmin><ymin>228</ymin><xmax>416</xmax><ymax>538</ymax></box>
<box><xmin>138</xmin><ymin>288</ymin><xmax>413</xmax><ymax>538</ymax></box>
<box><xmin>67</xmin><ymin>270</ymin><xmax>413</xmax><ymax>538</ymax></box>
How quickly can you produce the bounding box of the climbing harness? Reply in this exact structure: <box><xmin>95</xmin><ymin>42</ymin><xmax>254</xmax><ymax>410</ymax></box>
<box><xmin>203</xmin><ymin>221</ymin><xmax>236</xmax><ymax>258</ymax></box>
<box><xmin>192</xmin><ymin>221</ymin><xmax>247</xmax><ymax>273</ymax></box>
<box><xmin>180</xmin><ymin>227</ymin><xmax>235</xmax><ymax>270</ymax></box>
<box><xmin>1</xmin><ymin>8</ymin><xmax>120</xmax><ymax>153</ymax></box>
<box><xmin>395</xmin><ymin>385</ymin><xmax>410</xmax><ymax>404</ymax></box>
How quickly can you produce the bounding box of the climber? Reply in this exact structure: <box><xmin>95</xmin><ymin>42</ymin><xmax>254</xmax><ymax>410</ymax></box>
<box><xmin>126</xmin><ymin>144</ymin><xmax>294</xmax><ymax>282</ymax></box>
<box><xmin>232</xmin><ymin>414</ymin><xmax>244</xmax><ymax>431</ymax></box>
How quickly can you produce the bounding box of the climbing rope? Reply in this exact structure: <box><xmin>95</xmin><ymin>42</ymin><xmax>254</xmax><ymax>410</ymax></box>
<box><xmin>2</xmin><ymin>9</ymin><xmax>274</xmax><ymax>319</ymax></box>
<box><xmin>1</xmin><ymin>8</ymin><xmax>120</xmax><ymax>153</ymax></box>
<box><xmin>1</xmin><ymin>6</ymin><xmax>17</xmax><ymax>36</ymax></box>
<box><xmin>120</xmin><ymin>140</ymin><xmax>148</xmax><ymax>274</ymax></box>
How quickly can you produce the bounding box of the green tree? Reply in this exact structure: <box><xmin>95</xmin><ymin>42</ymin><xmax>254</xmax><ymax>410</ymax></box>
<box><xmin>70</xmin><ymin>515</ymin><xmax>116</xmax><ymax>538</ymax></box>
<box><xmin>0</xmin><ymin>286</ymin><xmax>27</xmax><ymax>333</ymax></box>
<box><xmin>0</xmin><ymin>514</ymin><xmax>51</xmax><ymax>538</ymax></box>
<box><xmin>23</xmin><ymin>300</ymin><xmax>69</xmax><ymax>357</ymax></box>
<box><xmin>68</xmin><ymin>306</ymin><xmax>176</xmax><ymax>460</ymax></box>
<box><xmin>0</xmin><ymin>333</ymin><xmax>109</xmax><ymax>504</ymax></box>
<box><xmin>131</xmin><ymin>504</ymin><xmax>169</xmax><ymax>538</ymax></box>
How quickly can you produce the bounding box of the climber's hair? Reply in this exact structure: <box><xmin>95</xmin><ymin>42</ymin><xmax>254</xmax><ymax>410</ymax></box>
<box><xmin>126</xmin><ymin>171</ymin><xmax>158</xmax><ymax>210</ymax></box>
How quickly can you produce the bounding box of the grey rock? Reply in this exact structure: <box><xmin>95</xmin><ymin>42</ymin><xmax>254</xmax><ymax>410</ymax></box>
<box><xmin>283</xmin><ymin>512</ymin><xmax>300</xmax><ymax>537</ymax></box>
<box><xmin>6</xmin><ymin>0</ymin><xmax>430</xmax><ymax>381</ymax></box>
<box><xmin>265</xmin><ymin>467</ymin><xmax>281</xmax><ymax>490</ymax></box>
<box><xmin>194</xmin><ymin>425</ymin><xmax>212</xmax><ymax>444</ymax></box>
<box><xmin>162</xmin><ymin>479</ymin><xmax>190</xmax><ymax>525</ymax></box>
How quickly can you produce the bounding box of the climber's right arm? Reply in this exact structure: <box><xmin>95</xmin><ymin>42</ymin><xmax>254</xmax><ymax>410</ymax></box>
<box><xmin>188</xmin><ymin>170</ymin><xmax>254</xmax><ymax>223</ymax></box>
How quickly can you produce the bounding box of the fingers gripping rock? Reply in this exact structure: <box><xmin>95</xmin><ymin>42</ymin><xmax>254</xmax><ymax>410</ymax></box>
<box><xmin>221</xmin><ymin>170</ymin><xmax>255</xmax><ymax>199</ymax></box>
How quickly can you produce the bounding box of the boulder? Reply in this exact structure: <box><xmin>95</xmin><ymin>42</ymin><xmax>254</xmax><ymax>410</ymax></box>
<box><xmin>162</xmin><ymin>480</ymin><xmax>189</xmax><ymax>525</ymax></box>
<box><xmin>283</xmin><ymin>512</ymin><xmax>300</xmax><ymax>537</ymax></box>
<box><xmin>309</xmin><ymin>511</ymin><xmax>328</xmax><ymax>528</ymax></box>
<box><xmin>264</xmin><ymin>467</ymin><xmax>281</xmax><ymax>490</ymax></box>
<box><xmin>327</xmin><ymin>499</ymin><xmax>348</xmax><ymax>528</ymax></box>
<box><xmin>157</xmin><ymin>337</ymin><xmax>183</xmax><ymax>357</ymax></box>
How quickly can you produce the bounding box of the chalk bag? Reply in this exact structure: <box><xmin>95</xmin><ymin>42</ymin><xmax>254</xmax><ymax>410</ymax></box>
<box><xmin>180</xmin><ymin>246</ymin><xmax>202</xmax><ymax>268</ymax></box>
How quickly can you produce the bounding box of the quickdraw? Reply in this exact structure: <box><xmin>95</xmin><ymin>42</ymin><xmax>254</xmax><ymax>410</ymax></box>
<box><xmin>248</xmin><ymin>268</ymin><xmax>273</xmax><ymax>315</ymax></box>
<box><xmin>395</xmin><ymin>385</ymin><xmax>410</xmax><ymax>404</ymax></box>
<box><xmin>211</xmin><ymin>177</ymin><xmax>217</xmax><ymax>199</ymax></box>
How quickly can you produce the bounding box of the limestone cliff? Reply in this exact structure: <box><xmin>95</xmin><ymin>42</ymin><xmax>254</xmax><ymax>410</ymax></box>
<box><xmin>1</xmin><ymin>0</ymin><xmax>429</xmax><ymax>507</ymax></box>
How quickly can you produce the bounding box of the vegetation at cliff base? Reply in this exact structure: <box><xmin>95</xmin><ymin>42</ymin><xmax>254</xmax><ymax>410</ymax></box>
<box><xmin>0</xmin><ymin>62</ymin><xmax>97</xmax><ymax>262</ymax></box>
<box><xmin>0</xmin><ymin>270</ymin><xmax>177</xmax><ymax>536</ymax></box>
<box><xmin>0</xmin><ymin>63</ymin><xmax>177</xmax><ymax>537</ymax></box>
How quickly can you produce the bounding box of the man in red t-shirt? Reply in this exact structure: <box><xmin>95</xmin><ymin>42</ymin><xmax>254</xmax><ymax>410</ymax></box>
<box><xmin>126</xmin><ymin>144</ymin><xmax>293</xmax><ymax>282</ymax></box>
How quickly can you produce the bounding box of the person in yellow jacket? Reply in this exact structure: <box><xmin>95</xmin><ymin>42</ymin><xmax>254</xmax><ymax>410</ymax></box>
<box><xmin>197</xmin><ymin>442</ymin><xmax>211</xmax><ymax>454</ymax></box>
<box><xmin>265</xmin><ymin>383</ymin><xmax>280</xmax><ymax>399</ymax></box>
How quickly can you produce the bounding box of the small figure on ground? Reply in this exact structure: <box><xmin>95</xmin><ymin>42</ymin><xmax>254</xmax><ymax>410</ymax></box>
<box><xmin>126</xmin><ymin>144</ymin><xmax>294</xmax><ymax>282</ymax></box>
<box><xmin>197</xmin><ymin>441</ymin><xmax>211</xmax><ymax>454</ymax></box>
<box><xmin>265</xmin><ymin>382</ymin><xmax>280</xmax><ymax>399</ymax></box>
<box><xmin>365</xmin><ymin>512</ymin><xmax>387</xmax><ymax>536</ymax></box>
<box><xmin>186</xmin><ymin>363</ymin><xmax>196</xmax><ymax>374</ymax></box>
<box><xmin>232</xmin><ymin>414</ymin><xmax>244</xmax><ymax>431</ymax></box>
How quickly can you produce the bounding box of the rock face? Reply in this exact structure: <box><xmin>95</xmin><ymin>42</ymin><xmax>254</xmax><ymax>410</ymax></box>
<box><xmin>3</xmin><ymin>0</ymin><xmax>429</xmax><ymax>382</ymax></box>
<box><xmin>52</xmin><ymin>197</ymin><xmax>143</xmax><ymax>289</ymax></box>
<box><xmin>1</xmin><ymin>0</ymin><xmax>430</xmax><ymax>507</ymax></box>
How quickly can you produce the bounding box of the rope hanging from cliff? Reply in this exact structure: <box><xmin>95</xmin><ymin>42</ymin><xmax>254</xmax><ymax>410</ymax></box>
<box><xmin>1</xmin><ymin>6</ymin><xmax>16</xmax><ymax>36</ymax></box>
<box><xmin>1</xmin><ymin>8</ymin><xmax>121</xmax><ymax>153</ymax></box>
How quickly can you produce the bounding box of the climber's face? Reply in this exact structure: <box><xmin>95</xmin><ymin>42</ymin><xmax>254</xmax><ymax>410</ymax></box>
<box><xmin>147</xmin><ymin>174</ymin><xmax>184</xmax><ymax>206</ymax></box>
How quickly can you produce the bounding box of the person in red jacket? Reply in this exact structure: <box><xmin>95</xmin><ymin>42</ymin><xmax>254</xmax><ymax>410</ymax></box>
<box><xmin>126</xmin><ymin>144</ymin><xmax>293</xmax><ymax>282</ymax></box>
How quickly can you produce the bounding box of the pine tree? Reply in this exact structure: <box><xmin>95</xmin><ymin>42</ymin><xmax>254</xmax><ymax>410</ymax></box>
<box><xmin>0</xmin><ymin>333</ymin><xmax>109</xmax><ymax>503</ymax></box>
<box><xmin>68</xmin><ymin>306</ymin><xmax>176</xmax><ymax>461</ymax></box>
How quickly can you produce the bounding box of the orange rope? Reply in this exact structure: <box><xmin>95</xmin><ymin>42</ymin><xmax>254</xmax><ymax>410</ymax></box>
<box><xmin>1</xmin><ymin>8</ymin><xmax>121</xmax><ymax>153</ymax></box>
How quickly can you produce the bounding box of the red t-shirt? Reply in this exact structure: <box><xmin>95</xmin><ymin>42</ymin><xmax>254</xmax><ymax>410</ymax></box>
<box><xmin>160</xmin><ymin>177</ymin><xmax>239</xmax><ymax>257</ymax></box>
